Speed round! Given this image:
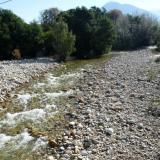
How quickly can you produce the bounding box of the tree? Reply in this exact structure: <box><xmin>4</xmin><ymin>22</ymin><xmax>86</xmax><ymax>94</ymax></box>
<box><xmin>0</xmin><ymin>9</ymin><xmax>45</xmax><ymax>60</ymax></box>
<box><xmin>42</xmin><ymin>20</ymin><xmax>76</xmax><ymax>61</ymax></box>
<box><xmin>40</xmin><ymin>8</ymin><xmax>60</xmax><ymax>27</ymax></box>
<box><xmin>61</xmin><ymin>7</ymin><xmax>115</xmax><ymax>59</ymax></box>
<box><xmin>112</xmin><ymin>14</ymin><xmax>159</xmax><ymax>50</ymax></box>
<box><xmin>107</xmin><ymin>9</ymin><xmax>123</xmax><ymax>24</ymax></box>
<box><xmin>22</xmin><ymin>21</ymin><xmax>44</xmax><ymax>58</ymax></box>
<box><xmin>0</xmin><ymin>9</ymin><xmax>27</xmax><ymax>60</ymax></box>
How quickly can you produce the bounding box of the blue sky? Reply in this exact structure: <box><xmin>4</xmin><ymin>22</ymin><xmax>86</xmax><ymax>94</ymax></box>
<box><xmin>1</xmin><ymin>0</ymin><xmax>160</xmax><ymax>23</ymax></box>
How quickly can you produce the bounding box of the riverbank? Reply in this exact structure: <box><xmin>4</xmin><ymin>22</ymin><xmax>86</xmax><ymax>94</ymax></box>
<box><xmin>0</xmin><ymin>58</ymin><xmax>58</xmax><ymax>102</ymax></box>
<box><xmin>0</xmin><ymin>49</ymin><xmax>159</xmax><ymax>159</ymax></box>
<box><xmin>50</xmin><ymin>49</ymin><xmax>160</xmax><ymax>160</ymax></box>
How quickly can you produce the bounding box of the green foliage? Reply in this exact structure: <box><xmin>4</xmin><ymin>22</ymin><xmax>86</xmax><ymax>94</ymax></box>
<box><xmin>0</xmin><ymin>7</ymin><xmax>159</xmax><ymax>61</ymax></box>
<box><xmin>42</xmin><ymin>20</ymin><xmax>76</xmax><ymax>61</ymax></box>
<box><xmin>61</xmin><ymin>7</ymin><xmax>115</xmax><ymax>59</ymax></box>
<box><xmin>0</xmin><ymin>9</ymin><xmax>43</xmax><ymax>60</ymax></box>
<box><xmin>22</xmin><ymin>21</ymin><xmax>44</xmax><ymax>58</ymax></box>
<box><xmin>40</xmin><ymin>8</ymin><xmax>60</xmax><ymax>28</ymax></box>
<box><xmin>39</xmin><ymin>8</ymin><xmax>76</xmax><ymax>61</ymax></box>
<box><xmin>0</xmin><ymin>9</ymin><xmax>27</xmax><ymax>59</ymax></box>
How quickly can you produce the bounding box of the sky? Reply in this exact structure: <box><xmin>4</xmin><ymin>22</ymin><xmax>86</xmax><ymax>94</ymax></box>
<box><xmin>1</xmin><ymin>0</ymin><xmax>160</xmax><ymax>23</ymax></box>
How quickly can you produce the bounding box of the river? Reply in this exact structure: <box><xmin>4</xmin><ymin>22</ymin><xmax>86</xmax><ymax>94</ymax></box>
<box><xmin>0</xmin><ymin>54</ymin><xmax>113</xmax><ymax>160</ymax></box>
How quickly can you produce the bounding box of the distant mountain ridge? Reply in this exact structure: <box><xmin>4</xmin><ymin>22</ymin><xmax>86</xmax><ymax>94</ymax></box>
<box><xmin>103</xmin><ymin>2</ymin><xmax>160</xmax><ymax>19</ymax></box>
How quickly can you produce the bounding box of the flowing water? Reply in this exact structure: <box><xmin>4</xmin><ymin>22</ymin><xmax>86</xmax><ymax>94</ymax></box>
<box><xmin>0</xmin><ymin>54</ymin><xmax>113</xmax><ymax>160</ymax></box>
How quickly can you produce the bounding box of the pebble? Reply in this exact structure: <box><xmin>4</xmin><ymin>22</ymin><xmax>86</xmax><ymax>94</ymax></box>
<box><xmin>127</xmin><ymin>119</ymin><xmax>136</xmax><ymax>125</ymax></box>
<box><xmin>137</xmin><ymin>123</ymin><xmax>144</xmax><ymax>129</ymax></box>
<box><xmin>83</xmin><ymin>139</ymin><xmax>92</xmax><ymax>149</ymax></box>
<box><xmin>60</xmin><ymin>146</ymin><xmax>65</xmax><ymax>151</ymax></box>
<box><xmin>78</xmin><ymin>123</ymin><xmax>83</xmax><ymax>129</ymax></box>
<box><xmin>81</xmin><ymin>150</ymin><xmax>88</xmax><ymax>156</ymax></box>
<box><xmin>69</xmin><ymin>121</ymin><xmax>76</xmax><ymax>126</ymax></box>
<box><xmin>105</xmin><ymin>128</ymin><xmax>114</xmax><ymax>136</ymax></box>
<box><xmin>4</xmin><ymin>49</ymin><xmax>159</xmax><ymax>160</ymax></box>
<box><xmin>47</xmin><ymin>156</ymin><xmax>55</xmax><ymax>160</ymax></box>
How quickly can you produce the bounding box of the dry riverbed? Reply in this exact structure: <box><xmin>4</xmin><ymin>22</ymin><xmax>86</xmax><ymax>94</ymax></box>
<box><xmin>0</xmin><ymin>49</ymin><xmax>159</xmax><ymax>160</ymax></box>
<box><xmin>48</xmin><ymin>49</ymin><xmax>160</xmax><ymax>160</ymax></box>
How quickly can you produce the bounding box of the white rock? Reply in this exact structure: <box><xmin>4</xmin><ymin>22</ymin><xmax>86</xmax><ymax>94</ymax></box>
<box><xmin>105</xmin><ymin>128</ymin><xmax>114</xmax><ymax>135</ymax></box>
<box><xmin>78</xmin><ymin>123</ymin><xmax>83</xmax><ymax>128</ymax></box>
<box><xmin>69</xmin><ymin>121</ymin><xmax>76</xmax><ymax>126</ymax></box>
<box><xmin>48</xmin><ymin>156</ymin><xmax>55</xmax><ymax>160</ymax></box>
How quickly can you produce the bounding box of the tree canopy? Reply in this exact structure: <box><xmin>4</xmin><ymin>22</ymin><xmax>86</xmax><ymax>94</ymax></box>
<box><xmin>0</xmin><ymin>7</ymin><xmax>159</xmax><ymax>61</ymax></box>
<box><xmin>108</xmin><ymin>13</ymin><xmax>159</xmax><ymax>50</ymax></box>
<box><xmin>61</xmin><ymin>7</ymin><xmax>115</xmax><ymax>59</ymax></box>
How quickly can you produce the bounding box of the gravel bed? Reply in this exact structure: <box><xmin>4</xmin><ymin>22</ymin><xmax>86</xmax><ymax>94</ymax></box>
<box><xmin>0</xmin><ymin>58</ymin><xmax>58</xmax><ymax>102</ymax></box>
<box><xmin>48</xmin><ymin>49</ymin><xmax>160</xmax><ymax>160</ymax></box>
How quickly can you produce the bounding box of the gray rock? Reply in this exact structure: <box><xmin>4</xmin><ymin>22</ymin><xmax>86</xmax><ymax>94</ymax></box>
<box><xmin>127</xmin><ymin>119</ymin><xmax>136</xmax><ymax>125</ymax></box>
<box><xmin>81</xmin><ymin>150</ymin><xmax>88</xmax><ymax>156</ymax></box>
<box><xmin>105</xmin><ymin>128</ymin><xmax>114</xmax><ymax>136</ymax></box>
<box><xmin>137</xmin><ymin>123</ymin><xmax>144</xmax><ymax>129</ymax></box>
<box><xmin>83</xmin><ymin>139</ymin><xmax>92</xmax><ymax>149</ymax></box>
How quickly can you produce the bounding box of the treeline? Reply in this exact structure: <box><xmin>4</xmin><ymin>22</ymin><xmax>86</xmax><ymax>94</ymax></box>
<box><xmin>108</xmin><ymin>10</ymin><xmax>160</xmax><ymax>50</ymax></box>
<box><xmin>0</xmin><ymin>7</ymin><xmax>160</xmax><ymax>61</ymax></box>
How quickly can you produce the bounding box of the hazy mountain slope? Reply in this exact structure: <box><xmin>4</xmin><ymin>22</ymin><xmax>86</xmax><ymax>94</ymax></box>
<box><xmin>103</xmin><ymin>2</ymin><xmax>151</xmax><ymax>15</ymax></box>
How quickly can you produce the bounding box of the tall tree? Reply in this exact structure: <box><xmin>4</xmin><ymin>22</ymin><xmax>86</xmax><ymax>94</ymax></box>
<box><xmin>112</xmin><ymin>14</ymin><xmax>159</xmax><ymax>50</ymax></box>
<box><xmin>40</xmin><ymin>8</ymin><xmax>60</xmax><ymax>27</ymax></box>
<box><xmin>0</xmin><ymin>9</ymin><xmax>27</xmax><ymax>59</ymax></box>
<box><xmin>61</xmin><ymin>7</ymin><xmax>115</xmax><ymax>59</ymax></box>
<box><xmin>107</xmin><ymin>9</ymin><xmax>123</xmax><ymax>24</ymax></box>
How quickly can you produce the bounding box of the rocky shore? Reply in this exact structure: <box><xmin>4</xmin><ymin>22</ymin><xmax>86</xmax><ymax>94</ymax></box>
<box><xmin>49</xmin><ymin>49</ymin><xmax>160</xmax><ymax>160</ymax></box>
<box><xmin>0</xmin><ymin>58</ymin><xmax>58</xmax><ymax>102</ymax></box>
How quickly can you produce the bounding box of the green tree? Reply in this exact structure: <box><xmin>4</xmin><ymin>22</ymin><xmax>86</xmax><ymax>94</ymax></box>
<box><xmin>61</xmin><ymin>7</ymin><xmax>115</xmax><ymax>59</ymax></box>
<box><xmin>22</xmin><ymin>21</ymin><xmax>44</xmax><ymax>58</ymax></box>
<box><xmin>42</xmin><ymin>20</ymin><xmax>76</xmax><ymax>61</ymax></box>
<box><xmin>0</xmin><ymin>9</ymin><xmax>44</xmax><ymax>59</ymax></box>
<box><xmin>0</xmin><ymin>9</ymin><xmax>27</xmax><ymax>59</ymax></box>
<box><xmin>40</xmin><ymin>8</ymin><xmax>60</xmax><ymax>30</ymax></box>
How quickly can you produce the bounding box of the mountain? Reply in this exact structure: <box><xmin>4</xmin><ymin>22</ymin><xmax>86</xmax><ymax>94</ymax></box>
<box><xmin>103</xmin><ymin>2</ymin><xmax>151</xmax><ymax>15</ymax></box>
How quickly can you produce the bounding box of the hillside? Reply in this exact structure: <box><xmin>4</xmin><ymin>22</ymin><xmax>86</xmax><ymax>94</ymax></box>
<box><xmin>103</xmin><ymin>2</ymin><xmax>152</xmax><ymax>15</ymax></box>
